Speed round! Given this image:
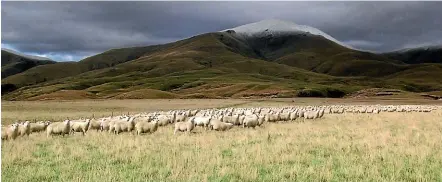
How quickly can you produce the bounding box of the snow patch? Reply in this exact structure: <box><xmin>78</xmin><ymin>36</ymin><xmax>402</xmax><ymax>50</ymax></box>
<box><xmin>221</xmin><ymin>19</ymin><xmax>353</xmax><ymax>49</ymax></box>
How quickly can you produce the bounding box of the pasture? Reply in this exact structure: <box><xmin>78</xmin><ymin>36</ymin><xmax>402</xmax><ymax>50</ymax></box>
<box><xmin>1</xmin><ymin>98</ymin><xmax>442</xmax><ymax>181</ymax></box>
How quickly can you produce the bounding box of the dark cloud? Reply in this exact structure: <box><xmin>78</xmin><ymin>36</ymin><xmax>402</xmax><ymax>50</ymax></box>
<box><xmin>2</xmin><ymin>2</ymin><xmax>441</xmax><ymax>61</ymax></box>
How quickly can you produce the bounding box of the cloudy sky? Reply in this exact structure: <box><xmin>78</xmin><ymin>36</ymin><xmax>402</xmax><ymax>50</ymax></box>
<box><xmin>2</xmin><ymin>1</ymin><xmax>442</xmax><ymax>61</ymax></box>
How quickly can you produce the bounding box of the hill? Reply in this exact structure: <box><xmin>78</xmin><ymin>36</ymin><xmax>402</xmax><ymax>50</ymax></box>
<box><xmin>1</xmin><ymin>49</ymin><xmax>55</xmax><ymax>79</ymax></box>
<box><xmin>2</xmin><ymin>20</ymin><xmax>442</xmax><ymax>100</ymax></box>
<box><xmin>383</xmin><ymin>46</ymin><xmax>442</xmax><ymax>64</ymax></box>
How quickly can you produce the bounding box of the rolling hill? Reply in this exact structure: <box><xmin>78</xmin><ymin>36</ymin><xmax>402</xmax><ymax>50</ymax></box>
<box><xmin>2</xmin><ymin>19</ymin><xmax>441</xmax><ymax>100</ymax></box>
<box><xmin>1</xmin><ymin>48</ymin><xmax>55</xmax><ymax>79</ymax></box>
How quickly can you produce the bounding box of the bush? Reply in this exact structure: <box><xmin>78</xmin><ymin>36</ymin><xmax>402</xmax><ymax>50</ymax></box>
<box><xmin>296</xmin><ymin>89</ymin><xmax>324</xmax><ymax>97</ymax></box>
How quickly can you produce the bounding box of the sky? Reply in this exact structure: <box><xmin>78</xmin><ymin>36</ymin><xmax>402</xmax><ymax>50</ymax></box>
<box><xmin>2</xmin><ymin>1</ymin><xmax>442</xmax><ymax>62</ymax></box>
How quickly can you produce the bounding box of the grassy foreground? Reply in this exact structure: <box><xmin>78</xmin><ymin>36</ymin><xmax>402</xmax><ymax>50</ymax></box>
<box><xmin>2</xmin><ymin>99</ymin><xmax>442</xmax><ymax>181</ymax></box>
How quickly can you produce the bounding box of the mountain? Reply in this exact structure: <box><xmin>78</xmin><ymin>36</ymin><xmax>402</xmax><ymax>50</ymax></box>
<box><xmin>222</xmin><ymin>19</ymin><xmax>353</xmax><ymax>49</ymax></box>
<box><xmin>1</xmin><ymin>48</ymin><xmax>55</xmax><ymax>79</ymax></box>
<box><xmin>383</xmin><ymin>46</ymin><xmax>442</xmax><ymax>64</ymax></box>
<box><xmin>2</xmin><ymin>19</ymin><xmax>441</xmax><ymax>100</ymax></box>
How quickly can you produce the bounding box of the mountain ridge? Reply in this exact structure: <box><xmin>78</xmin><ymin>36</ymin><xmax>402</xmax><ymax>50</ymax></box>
<box><xmin>2</xmin><ymin>20</ymin><xmax>441</xmax><ymax>100</ymax></box>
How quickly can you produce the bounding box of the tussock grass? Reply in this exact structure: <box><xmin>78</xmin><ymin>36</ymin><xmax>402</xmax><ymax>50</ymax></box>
<box><xmin>2</xmin><ymin>99</ymin><xmax>442</xmax><ymax>181</ymax></box>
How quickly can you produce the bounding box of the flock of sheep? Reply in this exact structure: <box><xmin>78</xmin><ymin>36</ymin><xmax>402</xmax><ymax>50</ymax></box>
<box><xmin>1</xmin><ymin>104</ymin><xmax>439</xmax><ymax>141</ymax></box>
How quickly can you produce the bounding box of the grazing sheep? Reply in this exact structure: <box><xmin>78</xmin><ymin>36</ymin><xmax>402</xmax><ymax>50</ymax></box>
<box><xmin>70</xmin><ymin>119</ymin><xmax>91</xmax><ymax>135</ymax></box>
<box><xmin>174</xmin><ymin>117</ymin><xmax>195</xmax><ymax>134</ymax></box>
<box><xmin>193</xmin><ymin>116</ymin><xmax>212</xmax><ymax>130</ymax></box>
<box><xmin>297</xmin><ymin>110</ymin><xmax>305</xmax><ymax>118</ymax></box>
<box><xmin>269</xmin><ymin>111</ymin><xmax>281</xmax><ymax>122</ymax></box>
<box><xmin>30</xmin><ymin>121</ymin><xmax>51</xmax><ymax>133</ymax></box>
<box><xmin>304</xmin><ymin>110</ymin><xmax>319</xmax><ymax>120</ymax></box>
<box><xmin>88</xmin><ymin>119</ymin><xmax>101</xmax><ymax>131</ymax></box>
<box><xmin>289</xmin><ymin>110</ymin><xmax>298</xmax><ymax>121</ymax></box>
<box><xmin>210</xmin><ymin>119</ymin><xmax>234</xmax><ymax>131</ymax></box>
<box><xmin>113</xmin><ymin>117</ymin><xmax>136</xmax><ymax>135</ymax></box>
<box><xmin>47</xmin><ymin>120</ymin><xmax>71</xmax><ymax>137</ymax></box>
<box><xmin>373</xmin><ymin>108</ymin><xmax>380</xmax><ymax>114</ymax></box>
<box><xmin>157</xmin><ymin>115</ymin><xmax>171</xmax><ymax>126</ymax></box>
<box><xmin>243</xmin><ymin>114</ymin><xmax>259</xmax><ymax>128</ymax></box>
<box><xmin>280</xmin><ymin>112</ymin><xmax>290</xmax><ymax>121</ymax></box>
<box><xmin>135</xmin><ymin>120</ymin><xmax>158</xmax><ymax>135</ymax></box>
<box><xmin>18</xmin><ymin>121</ymin><xmax>31</xmax><ymax>137</ymax></box>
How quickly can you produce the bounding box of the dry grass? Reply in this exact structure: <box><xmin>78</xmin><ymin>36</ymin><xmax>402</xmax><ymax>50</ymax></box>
<box><xmin>1</xmin><ymin>99</ymin><xmax>249</xmax><ymax>125</ymax></box>
<box><xmin>2</xmin><ymin>99</ymin><xmax>442</xmax><ymax>181</ymax></box>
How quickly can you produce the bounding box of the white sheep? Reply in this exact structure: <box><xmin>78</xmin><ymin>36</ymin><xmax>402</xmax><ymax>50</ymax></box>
<box><xmin>18</xmin><ymin>121</ymin><xmax>31</xmax><ymax>137</ymax></box>
<box><xmin>135</xmin><ymin>120</ymin><xmax>158</xmax><ymax>135</ymax></box>
<box><xmin>174</xmin><ymin>117</ymin><xmax>195</xmax><ymax>134</ymax></box>
<box><xmin>113</xmin><ymin>117</ymin><xmax>135</xmax><ymax>135</ymax></box>
<box><xmin>47</xmin><ymin>120</ymin><xmax>71</xmax><ymax>137</ymax></box>
<box><xmin>88</xmin><ymin>119</ymin><xmax>102</xmax><ymax>131</ymax></box>
<box><xmin>2</xmin><ymin>123</ymin><xmax>19</xmax><ymax>140</ymax></box>
<box><xmin>30</xmin><ymin>121</ymin><xmax>51</xmax><ymax>132</ymax></box>
<box><xmin>70</xmin><ymin>119</ymin><xmax>91</xmax><ymax>135</ymax></box>
<box><xmin>242</xmin><ymin>114</ymin><xmax>259</xmax><ymax>128</ymax></box>
<box><xmin>193</xmin><ymin>116</ymin><xmax>212</xmax><ymax>130</ymax></box>
<box><xmin>209</xmin><ymin>119</ymin><xmax>234</xmax><ymax>131</ymax></box>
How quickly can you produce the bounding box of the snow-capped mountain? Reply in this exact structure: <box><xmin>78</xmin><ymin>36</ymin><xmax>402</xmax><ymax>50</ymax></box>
<box><xmin>1</xmin><ymin>48</ymin><xmax>52</xmax><ymax>61</ymax></box>
<box><xmin>221</xmin><ymin>19</ymin><xmax>353</xmax><ymax>49</ymax></box>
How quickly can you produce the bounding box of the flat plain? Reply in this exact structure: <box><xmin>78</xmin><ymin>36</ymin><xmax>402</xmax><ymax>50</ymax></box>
<box><xmin>1</xmin><ymin>98</ymin><xmax>442</xmax><ymax>181</ymax></box>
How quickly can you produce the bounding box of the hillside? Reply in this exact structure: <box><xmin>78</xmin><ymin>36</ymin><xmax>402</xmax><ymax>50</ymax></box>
<box><xmin>2</xmin><ymin>20</ymin><xmax>442</xmax><ymax>100</ymax></box>
<box><xmin>383</xmin><ymin>46</ymin><xmax>442</xmax><ymax>64</ymax></box>
<box><xmin>1</xmin><ymin>49</ymin><xmax>55</xmax><ymax>79</ymax></box>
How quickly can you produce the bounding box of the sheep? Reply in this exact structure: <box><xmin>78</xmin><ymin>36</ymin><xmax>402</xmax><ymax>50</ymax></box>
<box><xmin>289</xmin><ymin>110</ymin><xmax>298</xmax><ymax>121</ymax></box>
<box><xmin>242</xmin><ymin>114</ymin><xmax>259</xmax><ymax>128</ymax></box>
<box><xmin>30</xmin><ymin>121</ymin><xmax>51</xmax><ymax>133</ymax></box>
<box><xmin>193</xmin><ymin>116</ymin><xmax>212</xmax><ymax>130</ymax></box>
<box><xmin>47</xmin><ymin>120</ymin><xmax>71</xmax><ymax>137</ymax></box>
<box><xmin>135</xmin><ymin>120</ymin><xmax>158</xmax><ymax>135</ymax></box>
<box><xmin>88</xmin><ymin>119</ymin><xmax>102</xmax><ymax>131</ymax></box>
<box><xmin>209</xmin><ymin>119</ymin><xmax>234</xmax><ymax>131</ymax></box>
<box><xmin>157</xmin><ymin>115</ymin><xmax>171</xmax><ymax>126</ymax></box>
<box><xmin>70</xmin><ymin>119</ymin><xmax>91</xmax><ymax>135</ymax></box>
<box><xmin>106</xmin><ymin>116</ymin><xmax>130</xmax><ymax>133</ymax></box>
<box><xmin>18</xmin><ymin>121</ymin><xmax>31</xmax><ymax>137</ymax></box>
<box><xmin>318</xmin><ymin>109</ymin><xmax>325</xmax><ymax>118</ymax></box>
<box><xmin>174</xmin><ymin>117</ymin><xmax>195</xmax><ymax>134</ymax></box>
<box><xmin>280</xmin><ymin>112</ymin><xmax>290</xmax><ymax>121</ymax></box>
<box><xmin>2</xmin><ymin>123</ymin><xmax>19</xmax><ymax>140</ymax></box>
<box><xmin>297</xmin><ymin>110</ymin><xmax>305</xmax><ymax>118</ymax></box>
<box><xmin>113</xmin><ymin>117</ymin><xmax>136</xmax><ymax>135</ymax></box>
<box><xmin>269</xmin><ymin>111</ymin><xmax>281</xmax><ymax>122</ymax></box>
<box><xmin>174</xmin><ymin>114</ymin><xmax>187</xmax><ymax>123</ymax></box>
<box><xmin>304</xmin><ymin>110</ymin><xmax>319</xmax><ymax>120</ymax></box>
<box><xmin>257</xmin><ymin>115</ymin><xmax>265</xmax><ymax>126</ymax></box>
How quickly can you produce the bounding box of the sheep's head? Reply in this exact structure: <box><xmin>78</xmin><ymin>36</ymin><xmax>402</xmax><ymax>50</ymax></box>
<box><xmin>188</xmin><ymin>117</ymin><xmax>195</xmax><ymax>124</ymax></box>
<box><xmin>11</xmin><ymin>123</ymin><xmax>19</xmax><ymax>130</ymax></box>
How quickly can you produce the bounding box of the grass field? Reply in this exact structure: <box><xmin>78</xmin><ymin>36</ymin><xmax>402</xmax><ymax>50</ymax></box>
<box><xmin>1</xmin><ymin>99</ymin><xmax>442</xmax><ymax>181</ymax></box>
